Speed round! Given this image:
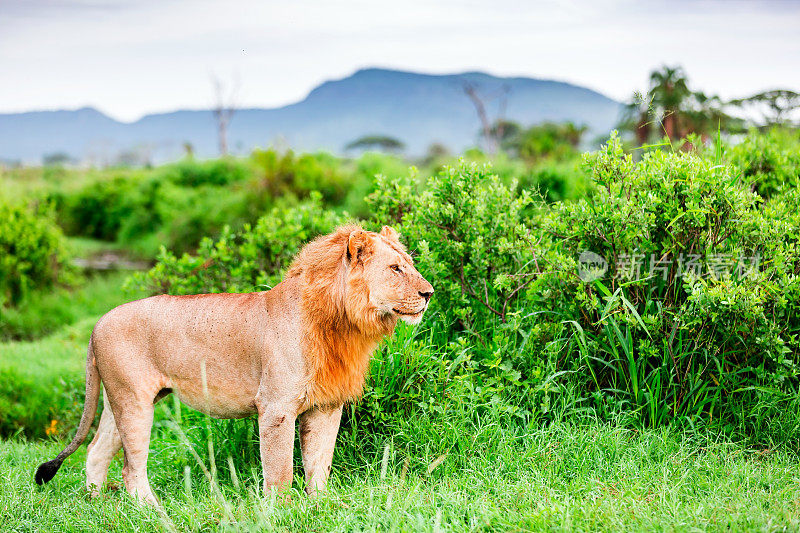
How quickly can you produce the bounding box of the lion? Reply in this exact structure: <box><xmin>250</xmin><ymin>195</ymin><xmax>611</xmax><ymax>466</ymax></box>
<box><xmin>35</xmin><ymin>225</ymin><xmax>433</xmax><ymax>506</ymax></box>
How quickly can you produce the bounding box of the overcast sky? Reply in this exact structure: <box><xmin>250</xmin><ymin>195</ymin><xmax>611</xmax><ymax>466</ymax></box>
<box><xmin>2</xmin><ymin>0</ymin><xmax>799</xmax><ymax>122</ymax></box>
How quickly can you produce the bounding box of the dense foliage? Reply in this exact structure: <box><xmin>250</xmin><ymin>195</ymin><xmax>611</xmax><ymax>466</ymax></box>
<box><xmin>1</xmin><ymin>128</ymin><xmax>798</xmax><ymax>453</ymax></box>
<box><xmin>49</xmin><ymin>151</ymin><xmax>395</xmax><ymax>255</ymax></box>
<box><xmin>129</xmin><ymin>194</ymin><xmax>345</xmax><ymax>295</ymax></box>
<box><xmin>728</xmin><ymin>127</ymin><xmax>800</xmax><ymax>199</ymax></box>
<box><xmin>539</xmin><ymin>134</ymin><xmax>799</xmax><ymax>436</ymax></box>
<box><xmin>0</xmin><ymin>200</ymin><xmax>72</xmax><ymax>306</ymax></box>
<box><xmin>125</xmin><ymin>129</ymin><xmax>800</xmax><ymax>449</ymax></box>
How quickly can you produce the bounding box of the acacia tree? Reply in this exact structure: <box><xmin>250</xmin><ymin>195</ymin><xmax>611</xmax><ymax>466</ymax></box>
<box><xmin>729</xmin><ymin>90</ymin><xmax>800</xmax><ymax>129</ymax></box>
<box><xmin>344</xmin><ymin>135</ymin><xmax>405</xmax><ymax>153</ymax></box>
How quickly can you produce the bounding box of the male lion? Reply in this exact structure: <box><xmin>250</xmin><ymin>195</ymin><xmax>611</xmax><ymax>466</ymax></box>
<box><xmin>35</xmin><ymin>225</ymin><xmax>433</xmax><ymax>505</ymax></box>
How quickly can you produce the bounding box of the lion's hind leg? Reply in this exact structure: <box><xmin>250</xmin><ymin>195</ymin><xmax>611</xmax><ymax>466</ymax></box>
<box><xmin>109</xmin><ymin>398</ymin><xmax>158</xmax><ymax>506</ymax></box>
<box><xmin>85</xmin><ymin>392</ymin><xmax>122</xmax><ymax>497</ymax></box>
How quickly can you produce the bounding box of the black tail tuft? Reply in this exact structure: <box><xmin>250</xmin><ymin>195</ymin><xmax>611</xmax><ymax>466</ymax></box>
<box><xmin>35</xmin><ymin>458</ymin><xmax>63</xmax><ymax>485</ymax></box>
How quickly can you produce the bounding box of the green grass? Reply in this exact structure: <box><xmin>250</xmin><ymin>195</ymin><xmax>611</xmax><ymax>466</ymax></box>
<box><xmin>0</xmin><ymin>270</ymin><xmax>136</xmax><ymax>341</ymax></box>
<box><xmin>0</xmin><ymin>316</ymin><xmax>97</xmax><ymax>439</ymax></box>
<box><xmin>3</xmin><ymin>310</ymin><xmax>798</xmax><ymax>530</ymax></box>
<box><xmin>0</xmin><ymin>270</ymin><xmax>140</xmax><ymax>439</ymax></box>
<box><xmin>1</xmin><ymin>227</ymin><xmax>799</xmax><ymax>530</ymax></box>
<box><xmin>2</xmin><ymin>422</ymin><xmax>798</xmax><ymax>531</ymax></box>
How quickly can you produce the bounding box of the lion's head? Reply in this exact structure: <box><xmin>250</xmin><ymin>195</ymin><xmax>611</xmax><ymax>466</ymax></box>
<box><xmin>289</xmin><ymin>224</ymin><xmax>433</xmax><ymax>334</ymax></box>
<box><xmin>345</xmin><ymin>225</ymin><xmax>433</xmax><ymax>326</ymax></box>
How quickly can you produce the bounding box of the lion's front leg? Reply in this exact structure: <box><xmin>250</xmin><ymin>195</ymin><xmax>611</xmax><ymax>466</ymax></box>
<box><xmin>256</xmin><ymin>402</ymin><xmax>297</xmax><ymax>496</ymax></box>
<box><xmin>299</xmin><ymin>405</ymin><xmax>342</xmax><ymax>496</ymax></box>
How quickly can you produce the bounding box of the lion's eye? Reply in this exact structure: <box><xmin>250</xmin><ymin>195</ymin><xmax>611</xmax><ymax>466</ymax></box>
<box><xmin>390</xmin><ymin>265</ymin><xmax>402</xmax><ymax>274</ymax></box>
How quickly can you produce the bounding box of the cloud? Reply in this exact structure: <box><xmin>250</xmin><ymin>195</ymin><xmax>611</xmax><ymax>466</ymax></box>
<box><xmin>1</xmin><ymin>0</ymin><xmax>798</xmax><ymax>121</ymax></box>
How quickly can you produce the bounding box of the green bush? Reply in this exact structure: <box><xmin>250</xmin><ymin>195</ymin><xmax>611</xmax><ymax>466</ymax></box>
<box><xmin>0</xmin><ymin>272</ymin><xmax>131</xmax><ymax>341</ymax></box>
<box><xmin>54</xmin><ymin>171</ymin><xmax>253</xmax><ymax>256</ymax></box>
<box><xmin>0</xmin><ymin>367</ymin><xmax>84</xmax><ymax>439</ymax></box>
<box><xmin>0</xmin><ymin>200</ymin><xmax>72</xmax><ymax>306</ymax></box>
<box><xmin>249</xmin><ymin>149</ymin><xmax>349</xmax><ymax>207</ymax></box>
<box><xmin>159</xmin><ymin>158</ymin><xmax>249</xmax><ymax>187</ymax></box>
<box><xmin>128</xmin><ymin>194</ymin><xmax>346</xmax><ymax>295</ymax></box>
<box><xmin>54</xmin><ymin>176</ymin><xmax>140</xmax><ymax>240</ymax></box>
<box><xmin>369</xmin><ymin>162</ymin><xmax>537</xmax><ymax>333</ymax></box>
<box><xmin>536</xmin><ymin>133</ymin><xmax>800</xmax><ymax>435</ymax></box>
<box><xmin>728</xmin><ymin>128</ymin><xmax>800</xmax><ymax>199</ymax></box>
<box><xmin>368</xmin><ymin>163</ymin><xmax>556</xmax><ymax>420</ymax></box>
<box><xmin>52</xmin><ymin>150</ymin><xmax>400</xmax><ymax>257</ymax></box>
<box><xmin>460</xmin><ymin>153</ymin><xmax>588</xmax><ymax>203</ymax></box>
<box><xmin>518</xmin><ymin>164</ymin><xmax>588</xmax><ymax>203</ymax></box>
<box><xmin>58</xmin><ymin>132</ymin><xmax>799</xmax><ymax>450</ymax></box>
<box><xmin>342</xmin><ymin>152</ymin><xmax>411</xmax><ymax>217</ymax></box>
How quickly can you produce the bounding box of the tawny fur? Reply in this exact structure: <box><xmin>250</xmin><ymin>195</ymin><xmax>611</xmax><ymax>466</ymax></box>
<box><xmin>34</xmin><ymin>225</ymin><xmax>433</xmax><ymax>506</ymax></box>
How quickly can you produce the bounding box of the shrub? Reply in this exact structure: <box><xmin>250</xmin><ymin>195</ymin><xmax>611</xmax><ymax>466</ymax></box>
<box><xmin>728</xmin><ymin>128</ymin><xmax>800</xmax><ymax>199</ymax></box>
<box><xmin>0</xmin><ymin>367</ymin><xmax>84</xmax><ymax>439</ymax></box>
<box><xmin>342</xmin><ymin>152</ymin><xmax>411</xmax><ymax>217</ymax></box>
<box><xmin>128</xmin><ymin>194</ymin><xmax>346</xmax><ymax>295</ymax></box>
<box><xmin>159</xmin><ymin>158</ymin><xmax>249</xmax><ymax>187</ymax></box>
<box><xmin>0</xmin><ymin>200</ymin><xmax>72</xmax><ymax>306</ymax></box>
<box><xmin>249</xmin><ymin>149</ymin><xmax>349</xmax><ymax>207</ymax></box>
<box><xmin>55</xmin><ymin>176</ymin><xmax>140</xmax><ymax>240</ymax></box>
<box><xmin>369</xmin><ymin>163</ymin><xmax>554</xmax><ymax>420</ymax></box>
<box><xmin>518</xmin><ymin>164</ymin><xmax>589</xmax><ymax>203</ymax></box>
<box><xmin>536</xmin><ymin>133</ymin><xmax>800</xmax><ymax>435</ymax></box>
<box><xmin>369</xmin><ymin>162</ymin><xmax>538</xmax><ymax>332</ymax></box>
<box><xmin>54</xmin><ymin>170</ymin><xmax>252</xmax><ymax>256</ymax></box>
<box><xmin>117</xmin><ymin>134</ymin><xmax>800</xmax><ymax>448</ymax></box>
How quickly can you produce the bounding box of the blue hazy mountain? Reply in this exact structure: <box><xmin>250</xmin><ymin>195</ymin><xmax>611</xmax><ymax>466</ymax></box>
<box><xmin>0</xmin><ymin>68</ymin><xmax>622</xmax><ymax>163</ymax></box>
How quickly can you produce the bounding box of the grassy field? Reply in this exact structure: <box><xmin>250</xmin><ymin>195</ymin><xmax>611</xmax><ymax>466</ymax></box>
<box><xmin>2</xmin><ymin>419</ymin><xmax>799</xmax><ymax>531</ymax></box>
<box><xmin>1</xmin><ymin>300</ymin><xmax>798</xmax><ymax>531</ymax></box>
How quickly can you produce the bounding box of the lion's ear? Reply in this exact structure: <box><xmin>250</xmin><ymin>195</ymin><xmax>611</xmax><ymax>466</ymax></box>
<box><xmin>347</xmin><ymin>229</ymin><xmax>370</xmax><ymax>262</ymax></box>
<box><xmin>380</xmin><ymin>225</ymin><xmax>400</xmax><ymax>242</ymax></box>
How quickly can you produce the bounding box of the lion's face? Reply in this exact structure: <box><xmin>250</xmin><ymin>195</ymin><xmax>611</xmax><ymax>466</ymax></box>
<box><xmin>347</xmin><ymin>226</ymin><xmax>433</xmax><ymax>325</ymax></box>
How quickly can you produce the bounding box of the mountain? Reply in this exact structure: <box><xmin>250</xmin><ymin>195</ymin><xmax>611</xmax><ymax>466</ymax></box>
<box><xmin>0</xmin><ymin>68</ymin><xmax>622</xmax><ymax>164</ymax></box>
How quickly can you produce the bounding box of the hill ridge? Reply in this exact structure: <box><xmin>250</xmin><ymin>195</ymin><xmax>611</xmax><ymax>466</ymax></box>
<box><xmin>0</xmin><ymin>67</ymin><xmax>622</xmax><ymax>164</ymax></box>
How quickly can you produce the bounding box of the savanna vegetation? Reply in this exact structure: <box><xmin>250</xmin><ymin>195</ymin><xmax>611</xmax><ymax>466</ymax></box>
<box><xmin>1</xmin><ymin>80</ymin><xmax>799</xmax><ymax>530</ymax></box>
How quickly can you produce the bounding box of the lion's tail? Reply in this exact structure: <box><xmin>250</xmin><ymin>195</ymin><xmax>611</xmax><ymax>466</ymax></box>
<box><xmin>35</xmin><ymin>334</ymin><xmax>101</xmax><ymax>485</ymax></box>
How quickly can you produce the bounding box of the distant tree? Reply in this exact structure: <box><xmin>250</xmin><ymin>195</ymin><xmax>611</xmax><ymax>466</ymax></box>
<box><xmin>422</xmin><ymin>142</ymin><xmax>451</xmax><ymax>165</ymax></box>
<box><xmin>729</xmin><ymin>89</ymin><xmax>800</xmax><ymax>128</ymax></box>
<box><xmin>621</xmin><ymin>65</ymin><xmax>742</xmax><ymax>146</ymax></box>
<box><xmin>114</xmin><ymin>145</ymin><xmax>152</xmax><ymax>167</ymax></box>
<box><xmin>683</xmin><ymin>92</ymin><xmax>745</xmax><ymax>140</ymax></box>
<box><xmin>489</xmin><ymin>119</ymin><xmax>523</xmax><ymax>150</ymax></box>
<box><xmin>648</xmin><ymin>66</ymin><xmax>691</xmax><ymax>140</ymax></box>
<box><xmin>211</xmin><ymin>75</ymin><xmax>239</xmax><ymax>156</ymax></box>
<box><xmin>345</xmin><ymin>135</ymin><xmax>405</xmax><ymax>153</ymax></box>
<box><xmin>463</xmin><ymin>81</ymin><xmax>510</xmax><ymax>155</ymax></box>
<box><xmin>494</xmin><ymin>120</ymin><xmax>587</xmax><ymax>161</ymax></box>
<box><xmin>42</xmin><ymin>152</ymin><xmax>74</xmax><ymax>166</ymax></box>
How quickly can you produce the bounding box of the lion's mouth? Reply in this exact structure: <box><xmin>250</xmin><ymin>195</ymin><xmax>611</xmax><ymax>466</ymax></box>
<box><xmin>392</xmin><ymin>307</ymin><xmax>425</xmax><ymax>317</ymax></box>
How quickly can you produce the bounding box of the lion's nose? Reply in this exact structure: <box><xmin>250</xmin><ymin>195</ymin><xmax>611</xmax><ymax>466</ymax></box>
<box><xmin>419</xmin><ymin>289</ymin><xmax>433</xmax><ymax>302</ymax></box>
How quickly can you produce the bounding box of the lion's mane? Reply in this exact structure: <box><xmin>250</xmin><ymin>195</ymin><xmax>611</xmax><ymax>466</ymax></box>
<box><xmin>287</xmin><ymin>225</ymin><xmax>398</xmax><ymax>407</ymax></box>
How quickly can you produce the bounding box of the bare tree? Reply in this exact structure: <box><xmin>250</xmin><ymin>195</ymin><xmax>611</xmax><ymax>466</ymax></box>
<box><xmin>211</xmin><ymin>75</ymin><xmax>239</xmax><ymax>156</ymax></box>
<box><xmin>462</xmin><ymin>81</ymin><xmax>510</xmax><ymax>155</ymax></box>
